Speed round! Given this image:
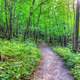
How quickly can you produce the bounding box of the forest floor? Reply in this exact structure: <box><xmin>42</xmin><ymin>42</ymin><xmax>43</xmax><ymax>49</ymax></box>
<box><xmin>32</xmin><ymin>43</ymin><xmax>74</xmax><ymax>80</ymax></box>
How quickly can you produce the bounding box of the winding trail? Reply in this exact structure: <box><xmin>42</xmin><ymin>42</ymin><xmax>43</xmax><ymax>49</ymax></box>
<box><xmin>32</xmin><ymin>43</ymin><xmax>74</xmax><ymax>80</ymax></box>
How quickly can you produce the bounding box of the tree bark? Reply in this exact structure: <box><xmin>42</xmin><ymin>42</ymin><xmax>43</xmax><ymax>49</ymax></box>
<box><xmin>24</xmin><ymin>0</ymin><xmax>35</xmax><ymax>40</ymax></box>
<box><xmin>73</xmin><ymin>0</ymin><xmax>80</xmax><ymax>51</ymax></box>
<box><xmin>8</xmin><ymin>4</ymin><xmax>13</xmax><ymax>40</ymax></box>
<box><xmin>4</xmin><ymin>0</ymin><xmax>9</xmax><ymax>38</ymax></box>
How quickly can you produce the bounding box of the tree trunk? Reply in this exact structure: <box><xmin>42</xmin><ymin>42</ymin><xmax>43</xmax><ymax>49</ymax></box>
<box><xmin>8</xmin><ymin>5</ymin><xmax>13</xmax><ymax>40</ymax></box>
<box><xmin>24</xmin><ymin>0</ymin><xmax>35</xmax><ymax>40</ymax></box>
<box><xmin>73</xmin><ymin>0</ymin><xmax>80</xmax><ymax>51</ymax></box>
<box><xmin>4</xmin><ymin>0</ymin><xmax>9</xmax><ymax>38</ymax></box>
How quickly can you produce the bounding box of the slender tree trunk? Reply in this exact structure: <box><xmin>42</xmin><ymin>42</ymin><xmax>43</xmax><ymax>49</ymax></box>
<box><xmin>24</xmin><ymin>0</ymin><xmax>35</xmax><ymax>40</ymax></box>
<box><xmin>34</xmin><ymin>6</ymin><xmax>42</xmax><ymax>42</ymax></box>
<box><xmin>4</xmin><ymin>0</ymin><xmax>9</xmax><ymax>38</ymax></box>
<box><xmin>13</xmin><ymin>0</ymin><xmax>18</xmax><ymax>37</ymax></box>
<box><xmin>73</xmin><ymin>0</ymin><xmax>80</xmax><ymax>51</ymax></box>
<box><xmin>63</xmin><ymin>36</ymin><xmax>67</xmax><ymax>47</ymax></box>
<box><xmin>8</xmin><ymin>5</ymin><xmax>13</xmax><ymax>40</ymax></box>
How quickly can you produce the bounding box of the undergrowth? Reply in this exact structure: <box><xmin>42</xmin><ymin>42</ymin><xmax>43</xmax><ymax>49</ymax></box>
<box><xmin>0</xmin><ymin>39</ymin><xmax>41</xmax><ymax>80</ymax></box>
<box><xmin>53</xmin><ymin>47</ymin><xmax>80</xmax><ymax>80</ymax></box>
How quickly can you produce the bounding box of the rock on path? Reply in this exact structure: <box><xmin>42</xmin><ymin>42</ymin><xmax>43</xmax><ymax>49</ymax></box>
<box><xmin>32</xmin><ymin>44</ymin><xmax>74</xmax><ymax>80</ymax></box>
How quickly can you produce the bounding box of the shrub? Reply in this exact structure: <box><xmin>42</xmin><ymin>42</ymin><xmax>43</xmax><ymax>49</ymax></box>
<box><xmin>53</xmin><ymin>47</ymin><xmax>80</xmax><ymax>80</ymax></box>
<box><xmin>71</xmin><ymin>64</ymin><xmax>80</xmax><ymax>80</ymax></box>
<box><xmin>0</xmin><ymin>39</ymin><xmax>41</xmax><ymax>80</ymax></box>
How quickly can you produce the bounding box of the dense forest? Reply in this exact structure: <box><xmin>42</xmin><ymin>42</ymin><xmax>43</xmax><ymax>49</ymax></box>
<box><xmin>0</xmin><ymin>0</ymin><xmax>80</xmax><ymax>80</ymax></box>
<box><xmin>0</xmin><ymin>0</ymin><xmax>74</xmax><ymax>41</ymax></box>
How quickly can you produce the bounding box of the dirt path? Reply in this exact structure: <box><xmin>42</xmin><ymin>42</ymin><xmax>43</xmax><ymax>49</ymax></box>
<box><xmin>32</xmin><ymin>44</ymin><xmax>74</xmax><ymax>80</ymax></box>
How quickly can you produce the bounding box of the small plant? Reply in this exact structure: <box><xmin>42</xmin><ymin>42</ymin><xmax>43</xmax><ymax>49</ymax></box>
<box><xmin>0</xmin><ymin>39</ymin><xmax>41</xmax><ymax>80</ymax></box>
<box><xmin>53</xmin><ymin>47</ymin><xmax>80</xmax><ymax>80</ymax></box>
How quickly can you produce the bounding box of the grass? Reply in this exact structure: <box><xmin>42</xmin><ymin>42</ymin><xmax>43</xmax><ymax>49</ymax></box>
<box><xmin>53</xmin><ymin>47</ymin><xmax>80</xmax><ymax>80</ymax></box>
<box><xmin>0</xmin><ymin>39</ymin><xmax>41</xmax><ymax>80</ymax></box>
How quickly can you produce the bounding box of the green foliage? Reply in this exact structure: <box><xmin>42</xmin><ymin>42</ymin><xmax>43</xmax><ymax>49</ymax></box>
<box><xmin>53</xmin><ymin>47</ymin><xmax>80</xmax><ymax>80</ymax></box>
<box><xmin>71</xmin><ymin>64</ymin><xmax>80</xmax><ymax>80</ymax></box>
<box><xmin>0</xmin><ymin>0</ymin><xmax>74</xmax><ymax>39</ymax></box>
<box><xmin>0</xmin><ymin>39</ymin><xmax>41</xmax><ymax>80</ymax></box>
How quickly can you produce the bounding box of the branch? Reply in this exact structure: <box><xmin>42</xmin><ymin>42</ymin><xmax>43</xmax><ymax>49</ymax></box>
<box><xmin>34</xmin><ymin>0</ymin><xmax>48</xmax><ymax>11</ymax></box>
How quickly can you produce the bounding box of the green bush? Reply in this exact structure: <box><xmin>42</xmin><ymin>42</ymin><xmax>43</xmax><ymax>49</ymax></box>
<box><xmin>0</xmin><ymin>39</ymin><xmax>41</xmax><ymax>80</ymax></box>
<box><xmin>53</xmin><ymin>47</ymin><xmax>80</xmax><ymax>80</ymax></box>
<box><xmin>71</xmin><ymin>64</ymin><xmax>80</xmax><ymax>80</ymax></box>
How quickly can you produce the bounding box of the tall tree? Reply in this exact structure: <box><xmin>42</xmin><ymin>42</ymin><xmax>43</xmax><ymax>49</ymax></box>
<box><xmin>73</xmin><ymin>0</ymin><xmax>80</xmax><ymax>51</ymax></box>
<box><xmin>4</xmin><ymin>0</ymin><xmax>9</xmax><ymax>38</ymax></box>
<box><xmin>8</xmin><ymin>1</ymin><xmax>13</xmax><ymax>39</ymax></box>
<box><xmin>24</xmin><ymin>0</ymin><xmax>35</xmax><ymax>40</ymax></box>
